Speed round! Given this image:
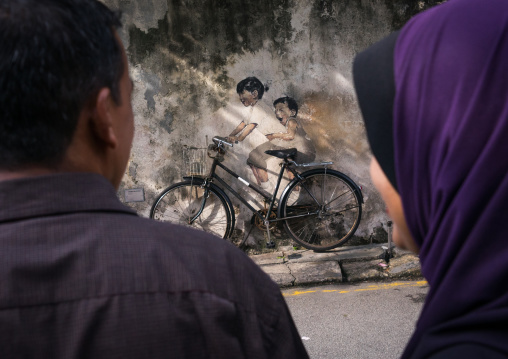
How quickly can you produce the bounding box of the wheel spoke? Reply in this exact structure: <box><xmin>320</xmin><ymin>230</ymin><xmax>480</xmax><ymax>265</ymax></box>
<box><xmin>280</xmin><ymin>171</ymin><xmax>361</xmax><ymax>251</ymax></box>
<box><xmin>151</xmin><ymin>182</ymin><xmax>231</xmax><ymax>239</ymax></box>
<box><xmin>324</xmin><ymin>189</ymin><xmax>354</xmax><ymax>209</ymax></box>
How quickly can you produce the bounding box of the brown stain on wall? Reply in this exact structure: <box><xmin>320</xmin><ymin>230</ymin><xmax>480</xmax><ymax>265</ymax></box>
<box><xmin>115</xmin><ymin>0</ymin><xmax>446</xmax><ymax>241</ymax></box>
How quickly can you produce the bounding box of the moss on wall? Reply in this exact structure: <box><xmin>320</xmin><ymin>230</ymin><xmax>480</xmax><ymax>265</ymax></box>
<box><xmin>384</xmin><ymin>0</ymin><xmax>445</xmax><ymax>29</ymax></box>
<box><xmin>111</xmin><ymin>0</ymin><xmax>444</xmax><ymax>247</ymax></box>
<box><xmin>128</xmin><ymin>0</ymin><xmax>295</xmax><ymax>106</ymax></box>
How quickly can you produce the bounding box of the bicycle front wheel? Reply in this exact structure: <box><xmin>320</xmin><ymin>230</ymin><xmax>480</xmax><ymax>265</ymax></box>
<box><xmin>150</xmin><ymin>181</ymin><xmax>232</xmax><ymax>239</ymax></box>
<box><xmin>278</xmin><ymin>169</ymin><xmax>362</xmax><ymax>251</ymax></box>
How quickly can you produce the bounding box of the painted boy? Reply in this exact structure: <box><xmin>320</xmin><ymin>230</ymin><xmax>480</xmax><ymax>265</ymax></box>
<box><xmin>248</xmin><ymin>96</ymin><xmax>316</xmax><ymax>188</ymax></box>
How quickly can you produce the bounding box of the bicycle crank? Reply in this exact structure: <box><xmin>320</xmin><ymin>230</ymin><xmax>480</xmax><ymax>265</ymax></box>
<box><xmin>252</xmin><ymin>209</ymin><xmax>277</xmax><ymax>231</ymax></box>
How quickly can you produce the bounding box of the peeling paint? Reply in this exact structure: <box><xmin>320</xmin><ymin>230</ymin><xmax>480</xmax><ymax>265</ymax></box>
<box><xmin>105</xmin><ymin>0</ymin><xmax>438</xmax><ymax>247</ymax></box>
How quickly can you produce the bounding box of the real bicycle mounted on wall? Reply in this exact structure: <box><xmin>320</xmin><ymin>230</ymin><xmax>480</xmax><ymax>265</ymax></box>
<box><xmin>151</xmin><ymin>136</ymin><xmax>363</xmax><ymax>251</ymax></box>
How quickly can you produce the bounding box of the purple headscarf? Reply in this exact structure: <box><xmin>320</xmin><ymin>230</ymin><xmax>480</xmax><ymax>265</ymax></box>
<box><xmin>356</xmin><ymin>0</ymin><xmax>508</xmax><ymax>357</ymax></box>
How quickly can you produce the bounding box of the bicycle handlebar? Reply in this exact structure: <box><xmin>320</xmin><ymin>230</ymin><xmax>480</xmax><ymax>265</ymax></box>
<box><xmin>213</xmin><ymin>136</ymin><xmax>234</xmax><ymax>147</ymax></box>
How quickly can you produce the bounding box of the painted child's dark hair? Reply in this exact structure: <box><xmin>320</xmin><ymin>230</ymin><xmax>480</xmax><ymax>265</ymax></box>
<box><xmin>236</xmin><ymin>77</ymin><xmax>267</xmax><ymax>99</ymax></box>
<box><xmin>273</xmin><ymin>96</ymin><xmax>298</xmax><ymax>116</ymax></box>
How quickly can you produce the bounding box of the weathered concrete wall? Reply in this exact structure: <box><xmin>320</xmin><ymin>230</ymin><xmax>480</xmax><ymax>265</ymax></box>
<box><xmin>102</xmin><ymin>0</ymin><xmax>441</xmax><ymax>246</ymax></box>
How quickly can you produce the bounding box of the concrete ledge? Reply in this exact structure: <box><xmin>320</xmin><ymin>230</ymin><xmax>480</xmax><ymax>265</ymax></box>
<box><xmin>260</xmin><ymin>264</ymin><xmax>294</xmax><ymax>287</ymax></box>
<box><xmin>333</xmin><ymin>244</ymin><xmax>386</xmax><ymax>263</ymax></box>
<box><xmin>392</xmin><ymin>247</ymin><xmax>415</xmax><ymax>257</ymax></box>
<box><xmin>289</xmin><ymin>261</ymin><xmax>342</xmax><ymax>285</ymax></box>
<box><xmin>250</xmin><ymin>244</ymin><xmax>422</xmax><ymax>287</ymax></box>
<box><xmin>342</xmin><ymin>259</ymin><xmax>389</xmax><ymax>282</ymax></box>
<box><xmin>285</xmin><ymin>243</ymin><xmax>386</xmax><ymax>264</ymax></box>
<box><xmin>388</xmin><ymin>254</ymin><xmax>421</xmax><ymax>278</ymax></box>
<box><xmin>286</xmin><ymin>250</ymin><xmax>338</xmax><ymax>263</ymax></box>
<box><xmin>250</xmin><ymin>251</ymin><xmax>285</xmax><ymax>266</ymax></box>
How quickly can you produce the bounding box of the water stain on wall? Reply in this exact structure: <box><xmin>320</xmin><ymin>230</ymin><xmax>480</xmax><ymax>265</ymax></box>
<box><xmin>128</xmin><ymin>0</ymin><xmax>295</xmax><ymax>112</ymax></box>
<box><xmin>111</xmin><ymin>0</ymin><xmax>442</xmax><ymax>246</ymax></box>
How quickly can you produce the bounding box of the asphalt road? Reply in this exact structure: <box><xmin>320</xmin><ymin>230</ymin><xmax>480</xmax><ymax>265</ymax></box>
<box><xmin>282</xmin><ymin>280</ymin><xmax>429</xmax><ymax>359</ymax></box>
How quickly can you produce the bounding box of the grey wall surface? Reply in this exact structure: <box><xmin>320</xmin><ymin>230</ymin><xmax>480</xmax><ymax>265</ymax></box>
<box><xmin>102</xmin><ymin>0</ymin><xmax>441</xmax><ymax>246</ymax></box>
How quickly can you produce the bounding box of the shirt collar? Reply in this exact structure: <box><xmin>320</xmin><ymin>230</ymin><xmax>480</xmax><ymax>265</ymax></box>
<box><xmin>0</xmin><ymin>173</ymin><xmax>136</xmax><ymax>223</ymax></box>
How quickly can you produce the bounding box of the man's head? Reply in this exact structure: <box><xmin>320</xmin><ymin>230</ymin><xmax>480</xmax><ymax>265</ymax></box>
<box><xmin>0</xmin><ymin>0</ymin><xmax>130</xmax><ymax>179</ymax></box>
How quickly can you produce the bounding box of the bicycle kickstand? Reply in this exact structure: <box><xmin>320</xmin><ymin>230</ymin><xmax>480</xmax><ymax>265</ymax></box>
<box><xmin>265</xmin><ymin>219</ymin><xmax>275</xmax><ymax>249</ymax></box>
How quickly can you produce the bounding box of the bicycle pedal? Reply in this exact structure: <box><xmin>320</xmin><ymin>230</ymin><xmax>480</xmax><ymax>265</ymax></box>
<box><xmin>266</xmin><ymin>241</ymin><xmax>275</xmax><ymax>249</ymax></box>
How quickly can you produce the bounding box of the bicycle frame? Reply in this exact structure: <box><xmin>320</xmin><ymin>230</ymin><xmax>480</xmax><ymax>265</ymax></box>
<box><xmin>149</xmin><ymin>136</ymin><xmax>364</xmax><ymax>250</ymax></box>
<box><xmin>187</xmin><ymin>153</ymin><xmax>332</xmax><ymax>227</ymax></box>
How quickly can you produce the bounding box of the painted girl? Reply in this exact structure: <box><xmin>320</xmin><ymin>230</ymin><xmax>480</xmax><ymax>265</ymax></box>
<box><xmin>226</xmin><ymin>77</ymin><xmax>277</xmax><ymax>143</ymax></box>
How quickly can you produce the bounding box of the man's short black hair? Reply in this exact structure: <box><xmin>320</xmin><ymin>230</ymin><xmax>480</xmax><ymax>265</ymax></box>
<box><xmin>0</xmin><ymin>0</ymin><xmax>123</xmax><ymax>169</ymax></box>
<box><xmin>236</xmin><ymin>77</ymin><xmax>265</xmax><ymax>99</ymax></box>
<box><xmin>273</xmin><ymin>97</ymin><xmax>299</xmax><ymax>117</ymax></box>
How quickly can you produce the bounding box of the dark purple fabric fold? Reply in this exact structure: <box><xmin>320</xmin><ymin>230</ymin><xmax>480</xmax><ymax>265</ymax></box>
<box><xmin>392</xmin><ymin>0</ymin><xmax>508</xmax><ymax>357</ymax></box>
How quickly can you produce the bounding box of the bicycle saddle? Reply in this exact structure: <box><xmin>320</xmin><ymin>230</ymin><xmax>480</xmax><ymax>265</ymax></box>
<box><xmin>265</xmin><ymin>148</ymin><xmax>297</xmax><ymax>159</ymax></box>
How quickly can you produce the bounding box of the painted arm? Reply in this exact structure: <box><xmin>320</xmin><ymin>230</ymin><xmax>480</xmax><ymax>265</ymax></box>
<box><xmin>227</xmin><ymin>122</ymin><xmax>245</xmax><ymax>142</ymax></box>
<box><xmin>266</xmin><ymin>119</ymin><xmax>297</xmax><ymax>141</ymax></box>
<box><xmin>227</xmin><ymin>122</ymin><xmax>257</xmax><ymax>142</ymax></box>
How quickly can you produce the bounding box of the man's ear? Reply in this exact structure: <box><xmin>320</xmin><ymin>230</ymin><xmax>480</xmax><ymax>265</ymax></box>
<box><xmin>290</xmin><ymin>110</ymin><xmax>297</xmax><ymax>117</ymax></box>
<box><xmin>91</xmin><ymin>87</ymin><xmax>118</xmax><ymax>149</ymax></box>
<box><xmin>252</xmin><ymin>90</ymin><xmax>258</xmax><ymax>99</ymax></box>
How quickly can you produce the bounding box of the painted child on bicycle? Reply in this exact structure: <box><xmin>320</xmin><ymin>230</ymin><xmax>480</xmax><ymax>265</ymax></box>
<box><xmin>226</xmin><ymin>77</ymin><xmax>280</xmax><ymax>144</ymax></box>
<box><xmin>153</xmin><ymin>91</ymin><xmax>361</xmax><ymax>250</ymax></box>
<box><xmin>247</xmin><ymin>96</ymin><xmax>316</xmax><ymax>188</ymax></box>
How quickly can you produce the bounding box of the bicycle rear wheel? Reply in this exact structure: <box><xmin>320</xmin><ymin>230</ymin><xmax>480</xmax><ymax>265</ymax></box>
<box><xmin>278</xmin><ymin>169</ymin><xmax>362</xmax><ymax>251</ymax></box>
<box><xmin>150</xmin><ymin>181</ymin><xmax>232</xmax><ymax>239</ymax></box>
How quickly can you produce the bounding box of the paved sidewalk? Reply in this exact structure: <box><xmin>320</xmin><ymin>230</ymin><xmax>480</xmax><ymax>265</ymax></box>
<box><xmin>249</xmin><ymin>244</ymin><xmax>422</xmax><ymax>287</ymax></box>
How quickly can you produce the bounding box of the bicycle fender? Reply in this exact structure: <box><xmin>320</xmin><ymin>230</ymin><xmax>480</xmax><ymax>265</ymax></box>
<box><xmin>182</xmin><ymin>176</ymin><xmax>205</xmax><ymax>184</ymax></box>
<box><xmin>321</xmin><ymin>169</ymin><xmax>364</xmax><ymax>203</ymax></box>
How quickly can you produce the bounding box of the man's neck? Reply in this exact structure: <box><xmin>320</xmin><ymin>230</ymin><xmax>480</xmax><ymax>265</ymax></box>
<box><xmin>0</xmin><ymin>167</ymin><xmax>58</xmax><ymax>182</ymax></box>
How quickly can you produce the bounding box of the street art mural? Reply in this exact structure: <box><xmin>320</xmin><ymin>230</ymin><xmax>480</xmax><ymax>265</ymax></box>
<box><xmin>101</xmin><ymin>0</ymin><xmax>443</xmax><ymax>248</ymax></box>
<box><xmin>224</xmin><ymin>77</ymin><xmax>316</xmax><ymax>194</ymax></box>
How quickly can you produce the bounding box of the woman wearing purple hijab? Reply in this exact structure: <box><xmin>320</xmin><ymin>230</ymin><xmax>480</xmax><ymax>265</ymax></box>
<box><xmin>354</xmin><ymin>0</ymin><xmax>508</xmax><ymax>358</ymax></box>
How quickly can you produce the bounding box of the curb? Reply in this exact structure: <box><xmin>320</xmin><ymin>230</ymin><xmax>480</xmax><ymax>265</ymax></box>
<box><xmin>249</xmin><ymin>244</ymin><xmax>422</xmax><ymax>287</ymax></box>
